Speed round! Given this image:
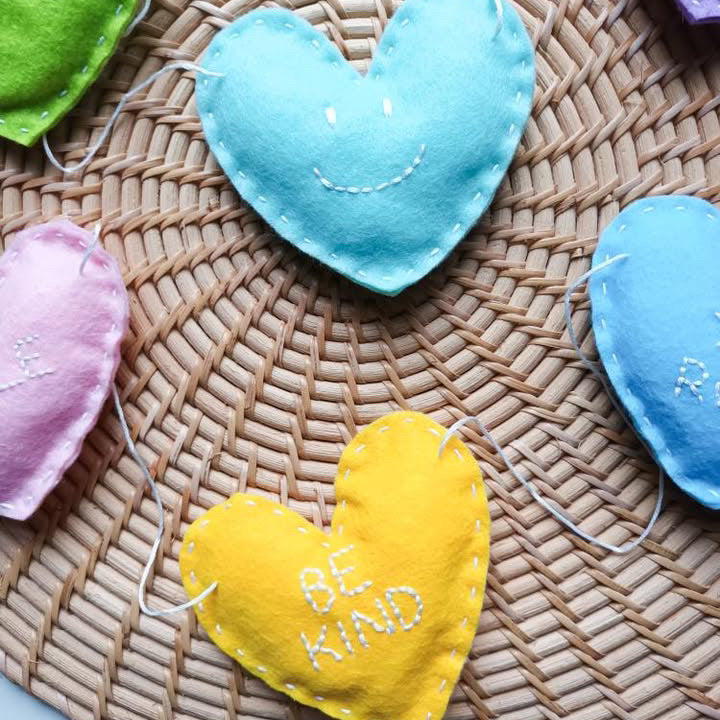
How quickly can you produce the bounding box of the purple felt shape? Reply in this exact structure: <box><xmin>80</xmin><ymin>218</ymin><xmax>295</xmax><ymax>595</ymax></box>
<box><xmin>0</xmin><ymin>219</ymin><xmax>128</xmax><ymax>520</ymax></box>
<box><xmin>674</xmin><ymin>0</ymin><xmax>720</xmax><ymax>23</ymax></box>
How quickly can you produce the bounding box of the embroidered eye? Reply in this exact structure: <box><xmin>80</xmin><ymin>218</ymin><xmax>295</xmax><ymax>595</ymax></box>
<box><xmin>383</xmin><ymin>97</ymin><xmax>392</xmax><ymax>117</ymax></box>
<box><xmin>325</xmin><ymin>106</ymin><xmax>336</xmax><ymax>127</ymax></box>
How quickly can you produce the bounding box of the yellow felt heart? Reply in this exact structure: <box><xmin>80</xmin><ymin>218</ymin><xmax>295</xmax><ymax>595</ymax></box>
<box><xmin>180</xmin><ymin>412</ymin><xmax>490</xmax><ymax>720</ymax></box>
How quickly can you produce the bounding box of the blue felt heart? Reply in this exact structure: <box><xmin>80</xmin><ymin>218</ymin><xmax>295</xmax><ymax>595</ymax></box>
<box><xmin>197</xmin><ymin>0</ymin><xmax>534</xmax><ymax>295</ymax></box>
<box><xmin>590</xmin><ymin>196</ymin><xmax>720</xmax><ymax>509</ymax></box>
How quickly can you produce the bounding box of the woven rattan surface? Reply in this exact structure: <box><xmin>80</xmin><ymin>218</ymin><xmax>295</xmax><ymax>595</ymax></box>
<box><xmin>1</xmin><ymin>0</ymin><xmax>720</xmax><ymax>719</ymax></box>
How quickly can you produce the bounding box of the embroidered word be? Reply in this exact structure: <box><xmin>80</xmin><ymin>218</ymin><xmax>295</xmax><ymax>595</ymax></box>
<box><xmin>298</xmin><ymin>545</ymin><xmax>423</xmax><ymax>671</ymax></box>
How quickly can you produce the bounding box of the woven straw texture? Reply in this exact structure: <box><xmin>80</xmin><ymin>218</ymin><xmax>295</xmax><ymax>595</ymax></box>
<box><xmin>1</xmin><ymin>1</ymin><xmax>720</xmax><ymax>719</ymax></box>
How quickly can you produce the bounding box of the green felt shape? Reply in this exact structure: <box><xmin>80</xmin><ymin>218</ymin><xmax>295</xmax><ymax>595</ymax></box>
<box><xmin>0</xmin><ymin>0</ymin><xmax>138</xmax><ymax>147</ymax></box>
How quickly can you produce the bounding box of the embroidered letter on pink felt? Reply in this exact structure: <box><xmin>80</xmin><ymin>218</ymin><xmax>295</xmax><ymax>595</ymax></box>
<box><xmin>0</xmin><ymin>219</ymin><xmax>128</xmax><ymax>520</ymax></box>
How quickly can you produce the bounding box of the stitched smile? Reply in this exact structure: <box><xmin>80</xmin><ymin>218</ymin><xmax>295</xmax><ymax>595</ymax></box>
<box><xmin>313</xmin><ymin>144</ymin><xmax>426</xmax><ymax>194</ymax></box>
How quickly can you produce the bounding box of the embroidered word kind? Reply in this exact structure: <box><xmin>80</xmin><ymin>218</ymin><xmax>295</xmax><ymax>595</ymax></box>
<box><xmin>298</xmin><ymin>544</ymin><xmax>423</xmax><ymax>671</ymax></box>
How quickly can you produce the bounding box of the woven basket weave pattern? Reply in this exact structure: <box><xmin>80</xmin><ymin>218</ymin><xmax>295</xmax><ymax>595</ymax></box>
<box><xmin>1</xmin><ymin>1</ymin><xmax>720</xmax><ymax>719</ymax></box>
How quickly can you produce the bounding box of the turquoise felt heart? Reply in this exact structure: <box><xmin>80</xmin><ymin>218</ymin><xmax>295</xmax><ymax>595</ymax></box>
<box><xmin>590</xmin><ymin>196</ymin><xmax>720</xmax><ymax>509</ymax></box>
<box><xmin>197</xmin><ymin>0</ymin><xmax>534</xmax><ymax>295</ymax></box>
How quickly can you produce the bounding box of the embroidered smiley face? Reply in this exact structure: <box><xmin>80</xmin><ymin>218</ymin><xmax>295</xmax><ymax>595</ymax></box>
<box><xmin>196</xmin><ymin>0</ymin><xmax>534</xmax><ymax>295</ymax></box>
<box><xmin>180</xmin><ymin>412</ymin><xmax>490</xmax><ymax>720</ymax></box>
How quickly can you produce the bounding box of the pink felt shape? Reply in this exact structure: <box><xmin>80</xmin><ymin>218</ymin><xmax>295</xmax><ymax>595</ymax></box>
<box><xmin>0</xmin><ymin>219</ymin><xmax>128</xmax><ymax>520</ymax></box>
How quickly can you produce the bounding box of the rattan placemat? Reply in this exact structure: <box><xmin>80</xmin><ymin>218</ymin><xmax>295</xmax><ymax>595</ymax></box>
<box><xmin>1</xmin><ymin>0</ymin><xmax>720</xmax><ymax>719</ymax></box>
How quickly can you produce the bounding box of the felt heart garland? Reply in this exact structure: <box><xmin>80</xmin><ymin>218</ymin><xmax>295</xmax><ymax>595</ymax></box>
<box><xmin>673</xmin><ymin>0</ymin><xmax>720</xmax><ymax>23</ymax></box>
<box><xmin>196</xmin><ymin>0</ymin><xmax>534</xmax><ymax>295</ymax></box>
<box><xmin>179</xmin><ymin>412</ymin><xmax>490</xmax><ymax>720</ymax></box>
<box><xmin>0</xmin><ymin>219</ymin><xmax>128</xmax><ymax>520</ymax></box>
<box><xmin>0</xmin><ymin>0</ymin><xmax>141</xmax><ymax>146</ymax></box>
<box><xmin>588</xmin><ymin>195</ymin><xmax>720</xmax><ymax>509</ymax></box>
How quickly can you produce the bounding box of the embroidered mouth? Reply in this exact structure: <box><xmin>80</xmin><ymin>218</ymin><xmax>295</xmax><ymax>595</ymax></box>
<box><xmin>313</xmin><ymin>144</ymin><xmax>426</xmax><ymax>194</ymax></box>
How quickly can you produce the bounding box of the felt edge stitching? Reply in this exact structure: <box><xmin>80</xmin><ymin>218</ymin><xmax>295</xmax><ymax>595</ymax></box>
<box><xmin>330</xmin><ymin>411</ymin><xmax>489</xmax><ymax>720</ymax></box>
<box><xmin>590</xmin><ymin>195</ymin><xmax>720</xmax><ymax>511</ymax></box>
<box><xmin>180</xmin><ymin>410</ymin><xmax>490</xmax><ymax>720</ymax></box>
<box><xmin>196</xmin><ymin>1</ymin><xmax>535</xmax><ymax>296</ymax></box>
<box><xmin>0</xmin><ymin>0</ymin><xmax>138</xmax><ymax>147</ymax></box>
<box><xmin>0</xmin><ymin>219</ymin><xmax>129</xmax><ymax>520</ymax></box>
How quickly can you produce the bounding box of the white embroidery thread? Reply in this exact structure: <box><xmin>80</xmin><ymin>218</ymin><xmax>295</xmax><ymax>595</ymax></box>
<box><xmin>328</xmin><ymin>545</ymin><xmax>372</xmax><ymax>596</ymax></box>
<box><xmin>300</xmin><ymin>567</ymin><xmax>335</xmax><ymax>614</ymax></box>
<box><xmin>0</xmin><ymin>335</ymin><xmax>54</xmax><ymax>393</ymax></box>
<box><xmin>675</xmin><ymin>357</ymin><xmax>709</xmax><ymax>403</ymax></box>
<box><xmin>300</xmin><ymin>625</ymin><xmax>343</xmax><ymax>672</ymax></box>
<box><xmin>336</xmin><ymin>620</ymin><xmax>354</xmax><ymax>654</ymax></box>
<box><xmin>313</xmin><ymin>144</ymin><xmax>426</xmax><ymax>194</ymax></box>
<box><xmin>299</xmin><ymin>544</ymin><xmax>421</xmax><ymax>668</ymax></box>
<box><xmin>385</xmin><ymin>587</ymin><xmax>423</xmax><ymax>630</ymax></box>
<box><xmin>350</xmin><ymin>607</ymin><xmax>392</xmax><ymax>648</ymax></box>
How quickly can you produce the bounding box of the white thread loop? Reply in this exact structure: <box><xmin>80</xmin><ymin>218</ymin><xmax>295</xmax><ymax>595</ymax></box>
<box><xmin>44</xmin><ymin>63</ymin><xmax>223</xmax><ymax>175</ymax></box>
<box><xmin>125</xmin><ymin>0</ymin><xmax>152</xmax><ymax>37</ymax></box>
<box><xmin>493</xmin><ymin>0</ymin><xmax>504</xmax><ymax>38</ymax></box>
<box><xmin>440</xmin><ymin>253</ymin><xmax>665</xmax><ymax>555</ymax></box>
<box><xmin>111</xmin><ymin>386</ymin><xmax>218</xmax><ymax>616</ymax></box>
<box><xmin>79</xmin><ymin>223</ymin><xmax>101</xmax><ymax>275</ymax></box>
<box><xmin>440</xmin><ymin>416</ymin><xmax>663</xmax><ymax>555</ymax></box>
<box><xmin>564</xmin><ymin>254</ymin><xmax>629</xmax><ymax>381</ymax></box>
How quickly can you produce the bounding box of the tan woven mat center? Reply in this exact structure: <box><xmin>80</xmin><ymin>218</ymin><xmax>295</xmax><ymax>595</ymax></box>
<box><xmin>1</xmin><ymin>0</ymin><xmax>720</xmax><ymax>719</ymax></box>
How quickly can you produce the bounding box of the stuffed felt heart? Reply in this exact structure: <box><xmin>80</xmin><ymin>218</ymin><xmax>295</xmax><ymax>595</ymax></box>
<box><xmin>674</xmin><ymin>0</ymin><xmax>720</xmax><ymax>23</ymax></box>
<box><xmin>197</xmin><ymin>0</ymin><xmax>534</xmax><ymax>295</ymax></box>
<box><xmin>180</xmin><ymin>412</ymin><xmax>489</xmax><ymax>720</ymax></box>
<box><xmin>0</xmin><ymin>219</ymin><xmax>128</xmax><ymax>520</ymax></box>
<box><xmin>590</xmin><ymin>195</ymin><xmax>720</xmax><ymax>509</ymax></box>
<box><xmin>0</xmin><ymin>0</ymin><xmax>138</xmax><ymax>146</ymax></box>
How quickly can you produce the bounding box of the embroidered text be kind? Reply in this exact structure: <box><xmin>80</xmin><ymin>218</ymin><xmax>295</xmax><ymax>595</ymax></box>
<box><xmin>298</xmin><ymin>544</ymin><xmax>423</xmax><ymax>671</ymax></box>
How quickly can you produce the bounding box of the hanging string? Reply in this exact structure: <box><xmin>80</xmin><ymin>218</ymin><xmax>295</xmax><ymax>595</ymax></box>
<box><xmin>79</xmin><ymin>235</ymin><xmax>215</xmax><ymax>613</ymax></box>
<box><xmin>111</xmin><ymin>385</ymin><xmax>218</xmax><ymax>616</ymax></box>
<box><xmin>493</xmin><ymin>0</ymin><xmax>504</xmax><ymax>38</ymax></box>
<box><xmin>44</xmin><ymin>62</ymin><xmax>223</xmax><ymax>176</ymax></box>
<box><xmin>79</xmin><ymin>223</ymin><xmax>101</xmax><ymax>276</ymax></box>
<box><xmin>440</xmin><ymin>253</ymin><xmax>665</xmax><ymax>555</ymax></box>
<box><xmin>563</xmin><ymin>254</ymin><xmax>630</xmax><ymax>396</ymax></box>
<box><xmin>125</xmin><ymin>0</ymin><xmax>152</xmax><ymax>37</ymax></box>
